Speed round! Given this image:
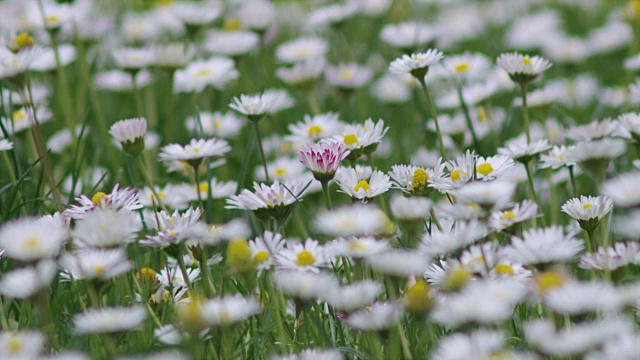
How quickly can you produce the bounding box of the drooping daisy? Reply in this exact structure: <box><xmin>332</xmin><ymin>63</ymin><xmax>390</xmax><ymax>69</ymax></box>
<box><xmin>249</xmin><ymin>231</ymin><xmax>285</xmax><ymax>272</ymax></box>
<box><xmin>226</xmin><ymin>177</ymin><xmax>309</xmax><ymax>221</ymax></box>
<box><xmin>325</xmin><ymin>62</ymin><xmax>373</xmax><ymax>89</ymax></box>
<box><xmin>343</xmin><ymin>302</ymin><xmax>404</xmax><ymax>332</ymax></box>
<box><xmin>298</xmin><ymin>142</ymin><xmax>350</xmax><ymax>183</ymax></box>
<box><xmin>389</xmin><ymin>49</ymin><xmax>445</xmax><ymax>79</ymax></box>
<box><xmin>561</xmin><ymin>195</ymin><xmax>613</xmax><ymax>232</ymax></box>
<box><xmin>0</xmin><ymin>217</ymin><xmax>68</xmax><ymax>261</ymax></box>
<box><xmin>602</xmin><ymin>172</ymin><xmax>640</xmax><ymax>207</ymax></box>
<box><xmin>496</xmin><ymin>52</ymin><xmax>552</xmax><ymax>84</ymax></box>
<box><xmin>59</xmin><ymin>248</ymin><xmax>132</xmax><ymax>281</ymax></box>
<box><xmin>275</xmin><ymin>238</ymin><xmax>330</xmax><ymax>273</ymax></box>
<box><xmin>71</xmin><ymin>209</ymin><xmax>141</xmax><ymax>248</ymax></box>
<box><xmin>489</xmin><ymin>200</ymin><xmax>538</xmax><ymax>231</ymax></box>
<box><xmin>334</xmin><ymin>168</ymin><xmax>392</xmax><ymax>201</ymax></box>
<box><xmin>0</xmin><ymin>260</ymin><xmax>57</xmax><ymax>299</ymax></box>
<box><xmin>63</xmin><ymin>184</ymin><xmax>142</xmax><ymax>220</ymax></box>
<box><xmin>321</xmin><ymin>280</ymin><xmax>384</xmax><ymax>313</ymax></box>
<box><xmin>286</xmin><ymin>112</ymin><xmax>345</xmax><ymax>145</ymax></box>
<box><xmin>502</xmin><ymin>226</ymin><xmax>584</xmax><ymax>266</ymax></box>
<box><xmin>174</xmin><ymin>57</ymin><xmax>238</xmax><ymax>93</ymax></box>
<box><xmin>275</xmin><ymin>36</ymin><xmax>329</xmax><ymax>64</ymax></box>
<box><xmin>313</xmin><ymin>204</ymin><xmax>396</xmax><ymax>238</ymax></box>
<box><xmin>185</xmin><ymin>111</ymin><xmax>245</xmax><ymax>139</ymax></box>
<box><xmin>201</xmin><ymin>295</ymin><xmax>261</xmax><ymax>327</ymax></box>
<box><xmin>159</xmin><ymin>138</ymin><xmax>231</xmax><ymax>167</ymax></box>
<box><xmin>74</xmin><ymin>306</ymin><xmax>147</xmax><ymax>334</ymax></box>
<box><xmin>579</xmin><ymin>242</ymin><xmax>640</xmax><ymax>271</ymax></box>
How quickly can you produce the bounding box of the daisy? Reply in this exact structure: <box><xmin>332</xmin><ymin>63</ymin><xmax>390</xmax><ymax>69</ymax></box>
<box><xmin>174</xmin><ymin>57</ymin><xmax>238</xmax><ymax>93</ymax></box>
<box><xmin>389</xmin><ymin>49</ymin><xmax>445</xmax><ymax>79</ymax></box>
<box><xmin>321</xmin><ymin>280</ymin><xmax>384</xmax><ymax>313</ymax></box>
<box><xmin>201</xmin><ymin>295</ymin><xmax>261</xmax><ymax>326</ymax></box>
<box><xmin>204</xmin><ymin>30</ymin><xmax>260</xmax><ymax>57</ymax></box>
<box><xmin>579</xmin><ymin>242</ymin><xmax>640</xmax><ymax>271</ymax></box>
<box><xmin>0</xmin><ymin>331</ymin><xmax>46</xmax><ymax>359</ymax></box>
<box><xmin>249</xmin><ymin>231</ymin><xmax>285</xmax><ymax>272</ymax></box>
<box><xmin>326</xmin><ymin>236</ymin><xmax>391</xmax><ymax>259</ymax></box>
<box><xmin>489</xmin><ymin>200</ymin><xmax>538</xmax><ymax>231</ymax></box>
<box><xmin>334</xmin><ymin>168</ymin><xmax>392</xmax><ymax>201</ymax></box>
<box><xmin>366</xmin><ymin>249</ymin><xmax>431</xmax><ymax>277</ymax></box>
<box><xmin>228</xmin><ymin>93</ymin><xmax>275</xmax><ymax>120</ymax></box>
<box><xmin>273</xmin><ymin>271</ymin><xmax>339</xmax><ymax>301</ymax></box>
<box><xmin>602</xmin><ymin>172</ymin><xmax>640</xmax><ymax>207</ymax></box>
<box><xmin>298</xmin><ymin>142</ymin><xmax>349</xmax><ymax>183</ymax></box>
<box><xmin>74</xmin><ymin>306</ymin><xmax>147</xmax><ymax>334</ymax></box>
<box><xmin>389</xmin><ymin>164</ymin><xmax>435</xmax><ymax>196</ymax></box>
<box><xmin>0</xmin><ymin>217</ymin><xmax>68</xmax><ymax>261</ymax></box>
<box><xmin>185</xmin><ymin>111</ymin><xmax>245</xmax><ymax>139</ymax></box>
<box><xmin>275</xmin><ymin>36</ymin><xmax>328</xmax><ymax>64</ymax></box>
<box><xmin>154</xmin><ymin>44</ymin><xmax>195</xmax><ymax>70</ymax></box>
<box><xmin>502</xmin><ymin>226</ymin><xmax>584</xmax><ymax>265</ymax></box>
<box><xmin>71</xmin><ymin>209</ymin><xmax>141</xmax><ymax>248</ymax></box>
<box><xmin>275</xmin><ymin>238</ymin><xmax>330</xmax><ymax>273</ymax></box>
<box><xmin>158</xmin><ymin>138</ymin><xmax>231</xmax><ymax>167</ymax></box>
<box><xmin>286</xmin><ymin>112</ymin><xmax>345</xmax><ymax>145</ymax></box>
<box><xmin>419</xmin><ymin>220</ymin><xmax>487</xmax><ymax>256</ymax></box>
<box><xmin>344</xmin><ymin>302</ymin><xmax>403</xmax><ymax>332</ymax></box>
<box><xmin>498</xmin><ymin>138</ymin><xmax>551</xmax><ymax>163</ymax></box>
<box><xmin>380</xmin><ymin>22</ymin><xmax>436</xmax><ymax>51</ymax></box>
<box><xmin>275</xmin><ymin>58</ymin><xmax>326</xmax><ymax>89</ymax></box>
<box><xmin>63</xmin><ymin>184</ymin><xmax>142</xmax><ymax>220</ymax></box>
<box><xmin>325</xmin><ymin>63</ymin><xmax>373</xmax><ymax>89</ymax></box>
<box><xmin>313</xmin><ymin>204</ymin><xmax>396</xmax><ymax>238</ymax></box>
<box><xmin>561</xmin><ymin>195</ymin><xmax>613</xmax><ymax>232</ymax></box>
<box><xmin>496</xmin><ymin>52</ymin><xmax>552</xmax><ymax>84</ymax></box>
<box><xmin>0</xmin><ymin>260</ymin><xmax>57</xmax><ymax>299</ymax></box>
<box><xmin>59</xmin><ymin>248</ymin><xmax>131</xmax><ymax>281</ymax></box>
<box><xmin>226</xmin><ymin>177</ymin><xmax>309</xmax><ymax>221</ymax></box>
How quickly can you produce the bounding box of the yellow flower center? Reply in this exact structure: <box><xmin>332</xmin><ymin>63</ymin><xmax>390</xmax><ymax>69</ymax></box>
<box><xmin>7</xmin><ymin>336</ymin><xmax>22</xmax><ymax>353</ymax></box>
<box><xmin>224</xmin><ymin>18</ymin><xmax>241</xmax><ymax>31</ymax></box>
<box><xmin>254</xmin><ymin>250</ymin><xmax>270</xmax><ymax>264</ymax></box>
<box><xmin>583</xmin><ymin>203</ymin><xmax>592</xmax><ymax>210</ymax></box>
<box><xmin>275</xmin><ymin>168</ymin><xmax>287</xmax><ymax>176</ymax></box>
<box><xmin>451</xmin><ymin>169</ymin><xmax>467</xmax><ymax>182</ymax></box>
<box><xmin>343</xmin><ymin>133</ymin><xmax>359</xmax><ymax>146</ymax></box>
<box><xmin>12</xmin><ymin>110</ymin><xmax>26</xmax><ymax>123</ymax></box>
<box><xmin>535</xmin><ymin>272</ymin><xmax>564</xmax><ymax>293</ymax></box>
<box><xmin>522</xmin><ymin>56</ymin><xmax>531</xmax><ymax>66</ymax></box>
<box><xmin>296</xmin><ymin>250</ymin><xmax>315</xmax><ymax>266</ymax></box>
<box><xmin>91</xmin><ymin>192</ymin><xmax>108</xmax><ymax>207</ymax></box>
<box><xmin>307</xmin><ymin>125</ymin><xmax>322</xmax><ymax>137</ymax></box>
<box><xmin>22</xmin><ymin>237</ymin><xmax>41</xmax><ymax>250</ymax></box>
<box><xmin>454</xmin><ymin>63</ymin><xmax>470</xmax><ymax>73</ymax></box>
<box><xmin>354</xmin><ymin>180</ymin><xmax>370</xmax><ymax>192</ymax></box>
<box><xmin>494</xmin><ymin>264</ymin><xmax>515</xmax><ymax>276</ymax></box>
<box><xmin>502</xmin><ymin>211</ymin><xmax>515</xmax><ymax>220</ymax></box>
<box><xmin>476</xmin><ymin>163</ymin><xmax>494</xmax><ymax>176</ymax></box>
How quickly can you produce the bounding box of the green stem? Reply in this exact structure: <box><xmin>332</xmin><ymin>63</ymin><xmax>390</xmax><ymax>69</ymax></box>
<box><xmin>521</xmin><ymin>83</ymin><xmax>531</xmax><ymax>144</ymax></box>
<box><xmin>418</xmin><ymin>79</ymin><xmax>447</xmax><ymax>162</ymax></box>
<box><xmin>253</xmin><ymin>120</ymin><xmax>270</xmax><ymax>184</ymax></box>
<box><xmin>321</xmin><ymin>181</ymin><xmax>332</xmax><ymax>209</ymax></box>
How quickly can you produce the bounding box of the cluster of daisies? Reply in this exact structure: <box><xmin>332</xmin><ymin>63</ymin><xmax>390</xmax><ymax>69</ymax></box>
<box><xmin>1</xmin><ymin>0</ymin><xmax>640</xmax><ymax>359</ymax></box>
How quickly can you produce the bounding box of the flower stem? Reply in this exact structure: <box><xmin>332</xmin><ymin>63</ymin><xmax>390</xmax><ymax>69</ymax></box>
<box><xmin>418</xmin><ymin>79</ymin><xmax>448</xmax><ymax>162</ymax></box>
<box><xmin>321</xmin><ymin>181</ymin><xmax>332</xmax><ymax>209</ymax></box>
<box><xmin>253</xmin><ymin>120</ymin><xmax>270</xmax><ymax>184</ymax></box>
<box><xmin>520</xmin><ymin>83</ymin><xmax>531</xmax><ymax>144</ymax></box>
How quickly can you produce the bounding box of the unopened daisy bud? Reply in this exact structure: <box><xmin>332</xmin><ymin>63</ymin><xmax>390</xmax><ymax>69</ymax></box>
<box><xmin>9</xmin><ymin>33</ymin><xmax>35</xmax><ymax>53</ymax></box>
<box><xmin>534</xmin><ymin>272</ymin><xmax>564</xmax><ymax>294</ymax></box>
<box><xmin>442</xmin><ymin>267</ymin><xmax>471</xmax><ymax>292</ymax></box>
<box><xmin>404</xmin><ymin>279</ymin><xmax>432</xmax><ymax>315</ymax></box>
<box><xmin>299</xmin><ymin>142</ymin><xmax>350</xmax><ymax>183</ymax></box>
<box><xmin>109</xmin><ymin>117</ymin><xmax>147</xmax><ymax>156</ymax></box>
<box><xmin>226</xmin><ymin>239</ymin><xmax>256</xmax><ymax>274</ymax></box>
<box><xmin>497</xmin><ymin>52</ymin><xmax>552</xmax><ymax>85</ymax></box>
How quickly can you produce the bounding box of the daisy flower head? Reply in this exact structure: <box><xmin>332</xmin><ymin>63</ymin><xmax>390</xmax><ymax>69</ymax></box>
<box><xmin>389</xmin><ymin>49</ymin><xmax>445</xmax><ymax>80</ymax></box>
<box><xmin>489</xmin><ymin>200</ymin><xmax>538</xmax><ymax>232</ymax></box>
<box><xmin>313</xmin><ymin>204</ymin><xmax>396</xmax><ymax>238</ymax></box>
<box><xmin>498</xmin><ymin>138</ymin><xmax>551</xmax><ymax>163</ymax></box>
<box><xmin>276</xmin><ymin>238</ymin><xmax>330</xmax><ymax>273</ymax></box>
<box><xmin>503</xmin><ymin>226</ymin><xmax>584</xmax><ymax>266</ymax></box>
<box><xmin>74</xmin><ymin>306</ymin><xmax>147</xmax><ymax>334</ymax></box>
<box><xmin>389</xmin><ymin>164</ymin><xmax>434</xmax><ymax>196</ymax></box>
<box><xmin>579</xmin><ymin>242</ymin><xmax>640</xmax><ymax>271</ymax></box>
<box><xmin>249</xmin><ymin>231</ymin><xmax>285</xmax><ymax>272</ymax></box>
<box><xmin>0</xmin><ymin>330</ymin><xmax>46</xmax><ymax>359</ymax></box>
<box><xmin>229</xmin><ymin>93</ymin><xmax>275</xmax><ymax>121</ymax></box>
<box><xmin>299</xmin><ymin>141</ymin><xmax>350</xmax><ymax>183</ymax></box>
<box><xmin>0</xmin><ymin>260</ymin><xmax>57</xmax><ymax>299</ymax></box>
<box><xmin>154</xmin><ymin>43</ymin><xmax>196</xmax><ymax>70</ymax></box>
<box><xmin>344</xmin><ymin>302</ymin><xmax>404</xmax><ymax>332</ymax></box>
<box><xmin>63</xmin><ymin>184</ymin><xmax>142</xmax><ymax>220</ymax></box>
<box><xmin>602</xmin><ymin>172</ymin><xmax>640</xmax><ymax>207</ymax></box>
<box><xmin>159</xmin><ymin>138</ymin><xmax>231</xmax><ymax>167</ymax></box>
<box><xmin>71</xmin><ymin>208</ymin><xmax>142</xmax><ymax>248</ymax></box>
<box><xmin>59</xmin><ymin>248</ymin><xmax>132</xmax><ymax>281</ymax></box>
<box><xmin>174</xmin><ymin>57</ymin><xmax>238</xmax><ymax>93</ymax></box>
<box><xmin>226</xmin><ymin>177</ymin><xmax>309</xmax><ymax>222</ymax></box>
<box><xmin>334</xmin><ymin>168</ymin><xmax>392</xmax><ymax>202</ymax></box>
<box><xmin>201</xmin><ymin>295</ymin><xmax>261</xmax><ymax>327</ymax></box>
<box><xmin>286</xmin><ymin>112</ymin><xmax>345</xmax><ymax>145</ymax></box>
<box><xmin>109</xmin><ymin>117</ymin><xmax>147</xmax><ymax>156</ymax></box>
<box><xmin>496</xmin><ymin>52</ymin><xmax>552</xmax><ymax>84</ymax></box>
<box><xmin>562</xmin><ymin>195</ymin><xmax>613</xmax><ymax>232</ymax></box>
<box><xmin>325</xmin><ymin>62</ymin><xmax>373</xmax><ymax>89</ymax></box>
<box><xmin>273</xmin><ymin>271</ymin><xmax>339</xmax><ymax>301</ymax></box>
<box><xmin>0</xmin><ymin>217</ymin><xmax>68</xmax><ymax>262</ymax></box>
